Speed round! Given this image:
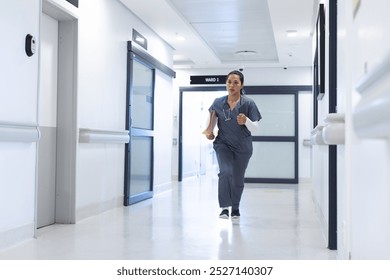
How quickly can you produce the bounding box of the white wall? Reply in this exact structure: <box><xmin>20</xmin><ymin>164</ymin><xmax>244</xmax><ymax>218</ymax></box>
<box><xmin>342</xmin><ymin>0</ymin><xmax>390</xmax><ymax>259</ymax></box>
<box><xmin>0</xmin><ymin>1</ymin><xmax>40</xmax><ymax>123</ymax></box>
<box><xmin>314</xmin><ymin>0</ymin><xmax>390</xmax><ymax>259</ymax></box>
<box><xmin>0</xmin><ymin>0</ymin><xmax>175</xmax><ymax>251</ymax></box>
<box><xmin>76</xmin><ymin>0</ymin><xmax>174</xmax><ymax>220</ymax></box>
<box><xmin>0</xmin><ymin>0</ymin><xmax>40</xmax><ymax>250</ymax></box>
<box><xmin>337</xmin><ymin>0</ymin><xmax>354</xmax><ymax>261</ymax></box>
<box><xmin>310</xmin><ymin>0</ymin><xmax>332</xmax><ymax>249</ymax></box>
<box><xmin>298</xmin><ymin>91</ymin><xmax>313</xmax><ymax>180</ymax></box>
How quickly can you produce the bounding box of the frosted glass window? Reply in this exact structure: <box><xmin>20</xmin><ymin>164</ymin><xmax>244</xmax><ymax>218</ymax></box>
<box><xmin>249</xmin><ymin>94</ymin><xmax>295</xmax><ymax>137</ymax></box>
<box><xmin>132</xmin><ymin>60</ymin><xmax>154</xmax><ymax>130</ymax></box>
<box><xmin>246</xmin><ymin>142</ymin><xmax>295</xmax><ymax>179</ymax></box>
<box><xmin>130</xmin><ymin>136</ymin><xmax>152</xmax><ymax>196</ymax></box>
<box><xmin>182</xmin><ymin>93</ymin><xmax>202</xmax><ymax>178</ymax></box>
<box><xmin>182</xmin><ymin>91</ymin><xmax>226</xmax><ymax>178</ymax></box>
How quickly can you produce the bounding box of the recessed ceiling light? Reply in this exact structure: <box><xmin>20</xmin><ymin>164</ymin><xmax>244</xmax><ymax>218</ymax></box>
<box><xmin>235</xmin><ymin>50</ymin><xmax>258</xmax><ymax>55</ymax></box>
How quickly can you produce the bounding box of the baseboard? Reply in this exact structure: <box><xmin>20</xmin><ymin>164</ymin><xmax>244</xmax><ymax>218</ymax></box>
<box><xmin>299</xmin><ymin>177</ymin><xmax>312</xmax><ymax>183</ymax></box>
<box><xmin>311</xmin><ymin>191</ymin><xmax>328</xmax><ymax>245</ymax></box>
<box><xmin>154</xmin><ymin>181</ymin><xmax>174</xmax><ymax>196</ymax></box>
<box><xmin>0</xmin><ymin>223</ymin><xmax>34</xmax><ymax>252</ymax></box>
<box><xmin>75</xmin><ymin>197</ymin><xmax>123</xmax><ymax>222</ymax></box>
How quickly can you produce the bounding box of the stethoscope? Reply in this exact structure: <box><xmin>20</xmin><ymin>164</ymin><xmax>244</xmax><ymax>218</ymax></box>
<box><xmin>222</xmin><ymin>97</ymin><xmax>242</xmax><ymax>121</ymax></box>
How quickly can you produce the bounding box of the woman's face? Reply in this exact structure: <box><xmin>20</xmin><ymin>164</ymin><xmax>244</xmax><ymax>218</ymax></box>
<box><xmin>226</xmin><ymin>74</ymin><xmax>243</xmax><ymax>96</ymax></box>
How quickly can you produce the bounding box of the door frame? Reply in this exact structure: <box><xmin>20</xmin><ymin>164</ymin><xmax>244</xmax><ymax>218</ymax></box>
<box><xmin>179</xmin><ymin>85</ymin><xmax>311</xmax><ymax>183</ymax></box>
<box><xmin>328</xmin><ymin>0</ymin><xmax>338</xmax><ymax>250</ymax></box>
<box><xmin>124</xmin><ymin>53</ymin><xmax>155</xmax><ymax>205</ymax></box>
<box><xmin>124</xmin><ymin>42</ymin><xmax>175</xmax><ymax>206</ymax></box>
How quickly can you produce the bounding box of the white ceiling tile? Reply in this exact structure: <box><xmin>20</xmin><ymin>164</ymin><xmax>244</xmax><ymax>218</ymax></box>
<box><xmin>120</xmin><ymin>0</ymin><xmax>316</xmax><ymax>68</ymax></box>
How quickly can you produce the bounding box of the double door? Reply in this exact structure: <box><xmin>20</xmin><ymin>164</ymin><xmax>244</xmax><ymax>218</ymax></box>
<box><xmin>180</xmin><ymin>86</ymin><xmax>308</xmax><ymax>183</ymax></box>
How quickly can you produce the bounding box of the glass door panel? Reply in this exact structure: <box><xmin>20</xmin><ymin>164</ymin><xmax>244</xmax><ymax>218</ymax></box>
<box><xmin>182</xmin><ymin>91</ymin><xmax>225</xmax><ymax>179</ymax></box>
<box><xmin>130</xmin><ymin>136</ymin><xmax>153</xmax><ymax>197</ymax></box>
<box><xmin>182</xmin><ymin>92</ymin><xmax>202</xmax><ymax>178</ymax></box>
<box><xmin>250</xmin><ymin>94</ymin><xmax>295</xmax><ymax>137</ymax></box>
<box><xmin>246</xmin><ymin>142</ymin><xmax>295</xmax><ymax>179</ymax></box>
<box><xmin>132</xmin><ymin>61</ymin><xmax>154</xmax><ymax>130</ymax></box>
<box><xmin>245</xmin><ymin>92</ymin><xmax>298</xmax><ymax>183</ymax></box>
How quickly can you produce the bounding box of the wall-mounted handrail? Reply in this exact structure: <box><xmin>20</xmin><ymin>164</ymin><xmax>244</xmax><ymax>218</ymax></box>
<box><xmin>354</xmin><ymin>54</ymin><xmax>390</xmax><ymax>138</ymax></box>
<box><xmin>0</xmin><ymin>121</ymin><xmax>40</xmax><ymax>143</ymax></box>
<box><xmin>79</xmin><ymin>128</ymin><xmax>129</xmax><ymax>144</ymax></box>
<box><xmin>322</xmin><ymin>113</ymin><xmax>345</xmax><ymax>145</ymax></box>
<box><xmin>310</xmin><ymin>125</ymin><xmax>326</xmax><ymax>145</ymax></box>
<box><xmin>310</xmin><ymin>113</ymin><xmax>345</xmax><ymax>145</ymax></box>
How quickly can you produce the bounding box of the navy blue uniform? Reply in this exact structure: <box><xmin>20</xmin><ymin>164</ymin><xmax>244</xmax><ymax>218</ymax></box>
<box><xmin>209</xmin><ymin>95</ymin><xmax>261</xmax><ymax>209</ymax></box>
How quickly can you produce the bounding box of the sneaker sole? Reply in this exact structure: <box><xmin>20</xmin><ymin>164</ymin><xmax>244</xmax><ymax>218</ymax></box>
<box><xmin>219</xmin><ymin>214</ymin><xmax>229</xmax><ymax>219</ymax></box>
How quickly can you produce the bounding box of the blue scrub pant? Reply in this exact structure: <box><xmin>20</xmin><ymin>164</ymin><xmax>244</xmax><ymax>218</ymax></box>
<box><xmin>214</xmin><ymin>138</ymin><xmax>253</xmax><ymax>210</ymax></box>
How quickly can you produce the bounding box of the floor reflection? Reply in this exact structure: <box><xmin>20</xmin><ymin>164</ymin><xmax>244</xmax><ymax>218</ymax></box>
<box><xmin>0</xmin><ymin>174</ymin><xmax>336</xmax><ymax>260</ymax></box>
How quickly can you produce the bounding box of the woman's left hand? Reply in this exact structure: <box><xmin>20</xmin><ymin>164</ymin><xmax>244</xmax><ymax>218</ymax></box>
<box><xmin>237</xmin><ymin>113</ymin><xmax>247</xmax><ymax>125</ymax></box>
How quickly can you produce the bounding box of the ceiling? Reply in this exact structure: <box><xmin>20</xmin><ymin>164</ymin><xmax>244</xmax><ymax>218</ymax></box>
<box><xmin>119</xmin><ymin>0</ymin><xmax>319</xmax><ymax>70</ymax></box>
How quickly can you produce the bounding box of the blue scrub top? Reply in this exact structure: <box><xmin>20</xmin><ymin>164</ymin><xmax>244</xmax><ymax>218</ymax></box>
<box><xmin>209</xmin><ymin>95</ymin><xmax>262</xmax><ymax>150</ymax></box>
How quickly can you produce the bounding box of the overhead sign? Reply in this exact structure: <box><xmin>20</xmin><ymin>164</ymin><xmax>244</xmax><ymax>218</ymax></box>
<box><xmin>190</xmin><ymin>75</ymin><xmax>227</xmax><ymax>85</ymax></box>
<box><xmin>66</xmin><ymin>0</ymin><xmax>78</xmax><ymax>7</ymax></box>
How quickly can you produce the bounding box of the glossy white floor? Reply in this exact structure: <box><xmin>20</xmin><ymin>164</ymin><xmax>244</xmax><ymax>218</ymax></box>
<box><xmin>0</xmin><ymin>174</ymin><xmax>336</xmax><ymax>260</ymax></box>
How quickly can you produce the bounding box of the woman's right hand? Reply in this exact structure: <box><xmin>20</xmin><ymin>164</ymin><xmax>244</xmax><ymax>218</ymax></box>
<box><xmin>202</xmin><ymin>130</ymin><xmax>215</xmax><ymax>140</ymax></box>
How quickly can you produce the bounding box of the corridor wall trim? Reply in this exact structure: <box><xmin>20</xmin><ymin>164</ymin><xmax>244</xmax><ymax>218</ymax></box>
<box><xmin>0</xmin><ymin>121</ymin><xmax>40</xmax><ymax>142</ymax></box>
<box><xmin>79</xmin><ymin>128</ymin><xmax>129</xmax><ymax>144</ymax></box>
<box><xmin>354</xmin><ymin>54</ymin><xmax>390</xmax><ymax>139</ymax></box>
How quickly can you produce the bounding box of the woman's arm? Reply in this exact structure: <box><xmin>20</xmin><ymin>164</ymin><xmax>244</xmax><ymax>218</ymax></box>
<box><xmin>245</xmin><ymin>117</ymin><xmax>259</xmax><ymax>133</ymax></box>
<box><xmin>237</xmin><ymin>113</ymin><xmax>259</xmax><ymax>133</ymax></box>
<box><xmin>202</xmin><ymin>110</ymin><xmax>217</xmax><ymax>140</ymax></box>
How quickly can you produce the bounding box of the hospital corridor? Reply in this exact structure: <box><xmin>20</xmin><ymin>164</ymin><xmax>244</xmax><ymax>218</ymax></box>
<box><xmin>2</xmin><ymin>0</ymin><xmax>390</xmax><ymax>269</ymax></box>
<box><xmin>0</xmin><ymin>174</ymin><xmax>335</xmax><ymax>260</ymax></box>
